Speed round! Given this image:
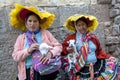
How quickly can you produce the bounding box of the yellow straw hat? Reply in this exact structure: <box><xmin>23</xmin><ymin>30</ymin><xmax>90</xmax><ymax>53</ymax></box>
<box><xmin>9</xmin><ymin>3</ymin><xmax>55</xmax><ymax>32</ymax></box>
<box><xmin>64</xmin><ymin>14</ymin><xmax>99</xmax><ymax>32</ymax></box>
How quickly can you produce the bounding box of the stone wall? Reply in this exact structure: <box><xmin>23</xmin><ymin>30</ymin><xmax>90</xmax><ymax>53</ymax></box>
<box><xmin>0</xmin><ymin>6</ymin><xmax>18</xmax><ymax>80</ymax></box>
<box><xmin>0</xmin><ymin>0</ymin><xmax>96</xmax><ymax>7</ymax></box>
<box><xmin>1</xmin><ymin>0</ymin><xmax>119</xmax><ymax>80</ymax></box>
<box><xmin>98</xmin><ymin>0</ymin><xmax>120</xmax><ymax>60</ymax></box>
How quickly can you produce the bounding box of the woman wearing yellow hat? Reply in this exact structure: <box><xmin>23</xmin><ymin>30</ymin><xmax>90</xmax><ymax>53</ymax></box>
<box><xmin>10</xmin><ymin>3</ymin><xmax>62</xmax><ymax>80</ymax></box>
<box><xmin>62</xmin><ymin>14</ymin><xmax>118</xmax><ymax>80</ymax></box>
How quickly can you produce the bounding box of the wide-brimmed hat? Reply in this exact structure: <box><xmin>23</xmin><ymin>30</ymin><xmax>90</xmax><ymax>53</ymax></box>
<box><xmin>9</xmin><ymin>3</ymin><xmax>55</xmax><ymax>32</ymax></box>
<box><xmin>64</xmin><ymin>14</ymin><xmax>99</xmax><ymax>32</ymax></box>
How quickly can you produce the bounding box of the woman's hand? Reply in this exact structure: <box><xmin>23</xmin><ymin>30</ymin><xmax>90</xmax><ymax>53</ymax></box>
<box><xmin>27</xmin><ymin>43</ymin><xmax>39</xmax><ymax>54</ymax></box>
<box><xmin>39</xmin><ymin>51</ymin><xmax>52</xmax><ymax>64</ymax></box>
<box><xmin>67</xmin><ymin>47</ymin><xmax>74</xmax><ymax>53</ymax></box>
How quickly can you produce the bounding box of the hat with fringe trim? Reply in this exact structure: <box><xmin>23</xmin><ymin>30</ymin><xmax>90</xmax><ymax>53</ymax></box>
<box><xmin>64</xmin><ymin>14</ymin><xmax>99</xmax><ymax>32</ymax></box>
<box><xmin>9</xmin><ymin>3</ymin><xmax>55</xmax><ymax>32</ymax></box>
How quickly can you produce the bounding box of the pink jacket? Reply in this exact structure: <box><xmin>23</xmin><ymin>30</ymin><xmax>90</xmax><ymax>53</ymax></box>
<box><xmin>12</xmin><ymin>30</ymin><xmax>62</xmax><ymax>80</ymax></box>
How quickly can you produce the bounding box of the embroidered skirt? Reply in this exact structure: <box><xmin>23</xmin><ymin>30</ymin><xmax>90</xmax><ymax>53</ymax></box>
<box><xmin>75</xmin><ymin>59</ymin><xmax>120</xmax><ymax>80</ymax></box>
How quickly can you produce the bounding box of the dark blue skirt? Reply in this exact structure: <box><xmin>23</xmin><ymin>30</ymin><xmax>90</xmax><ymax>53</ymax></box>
<box><xmin>76</xmin><ymin>59</ymin><xmax>106</xmax><ymax>78</ymax></box>
<box><xmin>16</xmin><ymin>68</ymin><xmax>59</xmax><ymax>80</ymax></box>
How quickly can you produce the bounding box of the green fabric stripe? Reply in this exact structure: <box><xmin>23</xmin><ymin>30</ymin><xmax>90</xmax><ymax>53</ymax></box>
<box><xmin>39</xmin><ymin>62</ymin><xmax>58</xmax><ymax>74</ymax></box>
<box><xmin>78</xmin><ymin>56</ymin><xmax>84</xmax><ymax>67</ymax></box>
<box><xmin>81</xmin><ymin>55</ymin><xmax>85</xmax><ymax>65</ymax></box>
<box><xmin>78</xmin><ymin>59</ymin><xmax>82</xmax><ymax>67</ymax></box>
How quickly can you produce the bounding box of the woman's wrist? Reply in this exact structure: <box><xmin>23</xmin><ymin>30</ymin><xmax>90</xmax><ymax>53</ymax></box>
<box><xmin>27</xmin><ymin>48</ymin><xmax>31</xmax><ymax>54</ymax></box>
<box><xmin>48</xmin><ymin>51</ymin><xmax>53</xmax><ymax>58</ymax></box>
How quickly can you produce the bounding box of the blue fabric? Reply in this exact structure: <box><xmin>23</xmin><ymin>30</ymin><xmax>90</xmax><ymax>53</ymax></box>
<box><xmin>76</xmin><ymin>32</ymin><xmax>97</xmax><ymax>64</ymax></box>
<box><xmin>27</xmin><ymin>29</ymin><xmax>40</xmax><ymax>34</ymax></box>
<box><xmin>86</xmin><ymin>41</ymin><xmax>97</xmax><ymax>64</ymax></box>
<box><xmin>24</xmin><ymin>31</ymin><xmax>42</xmax><ymax>69</ymax></box>
<box><xmin>76</xmin><ymin>32</ymin><xmax>83</xmax><ymax>52</ymax></box>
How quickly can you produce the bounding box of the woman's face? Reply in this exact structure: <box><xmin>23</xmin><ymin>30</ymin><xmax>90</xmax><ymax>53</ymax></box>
<box><xmin>25</xmin><ymin>15</ymin><xmax>40</xmax><ymax>32</ymax></box>
<box><xmin>75</xmin><ymin>20</ymin><xmax>88</xmax><ymax>34</ymax></box>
